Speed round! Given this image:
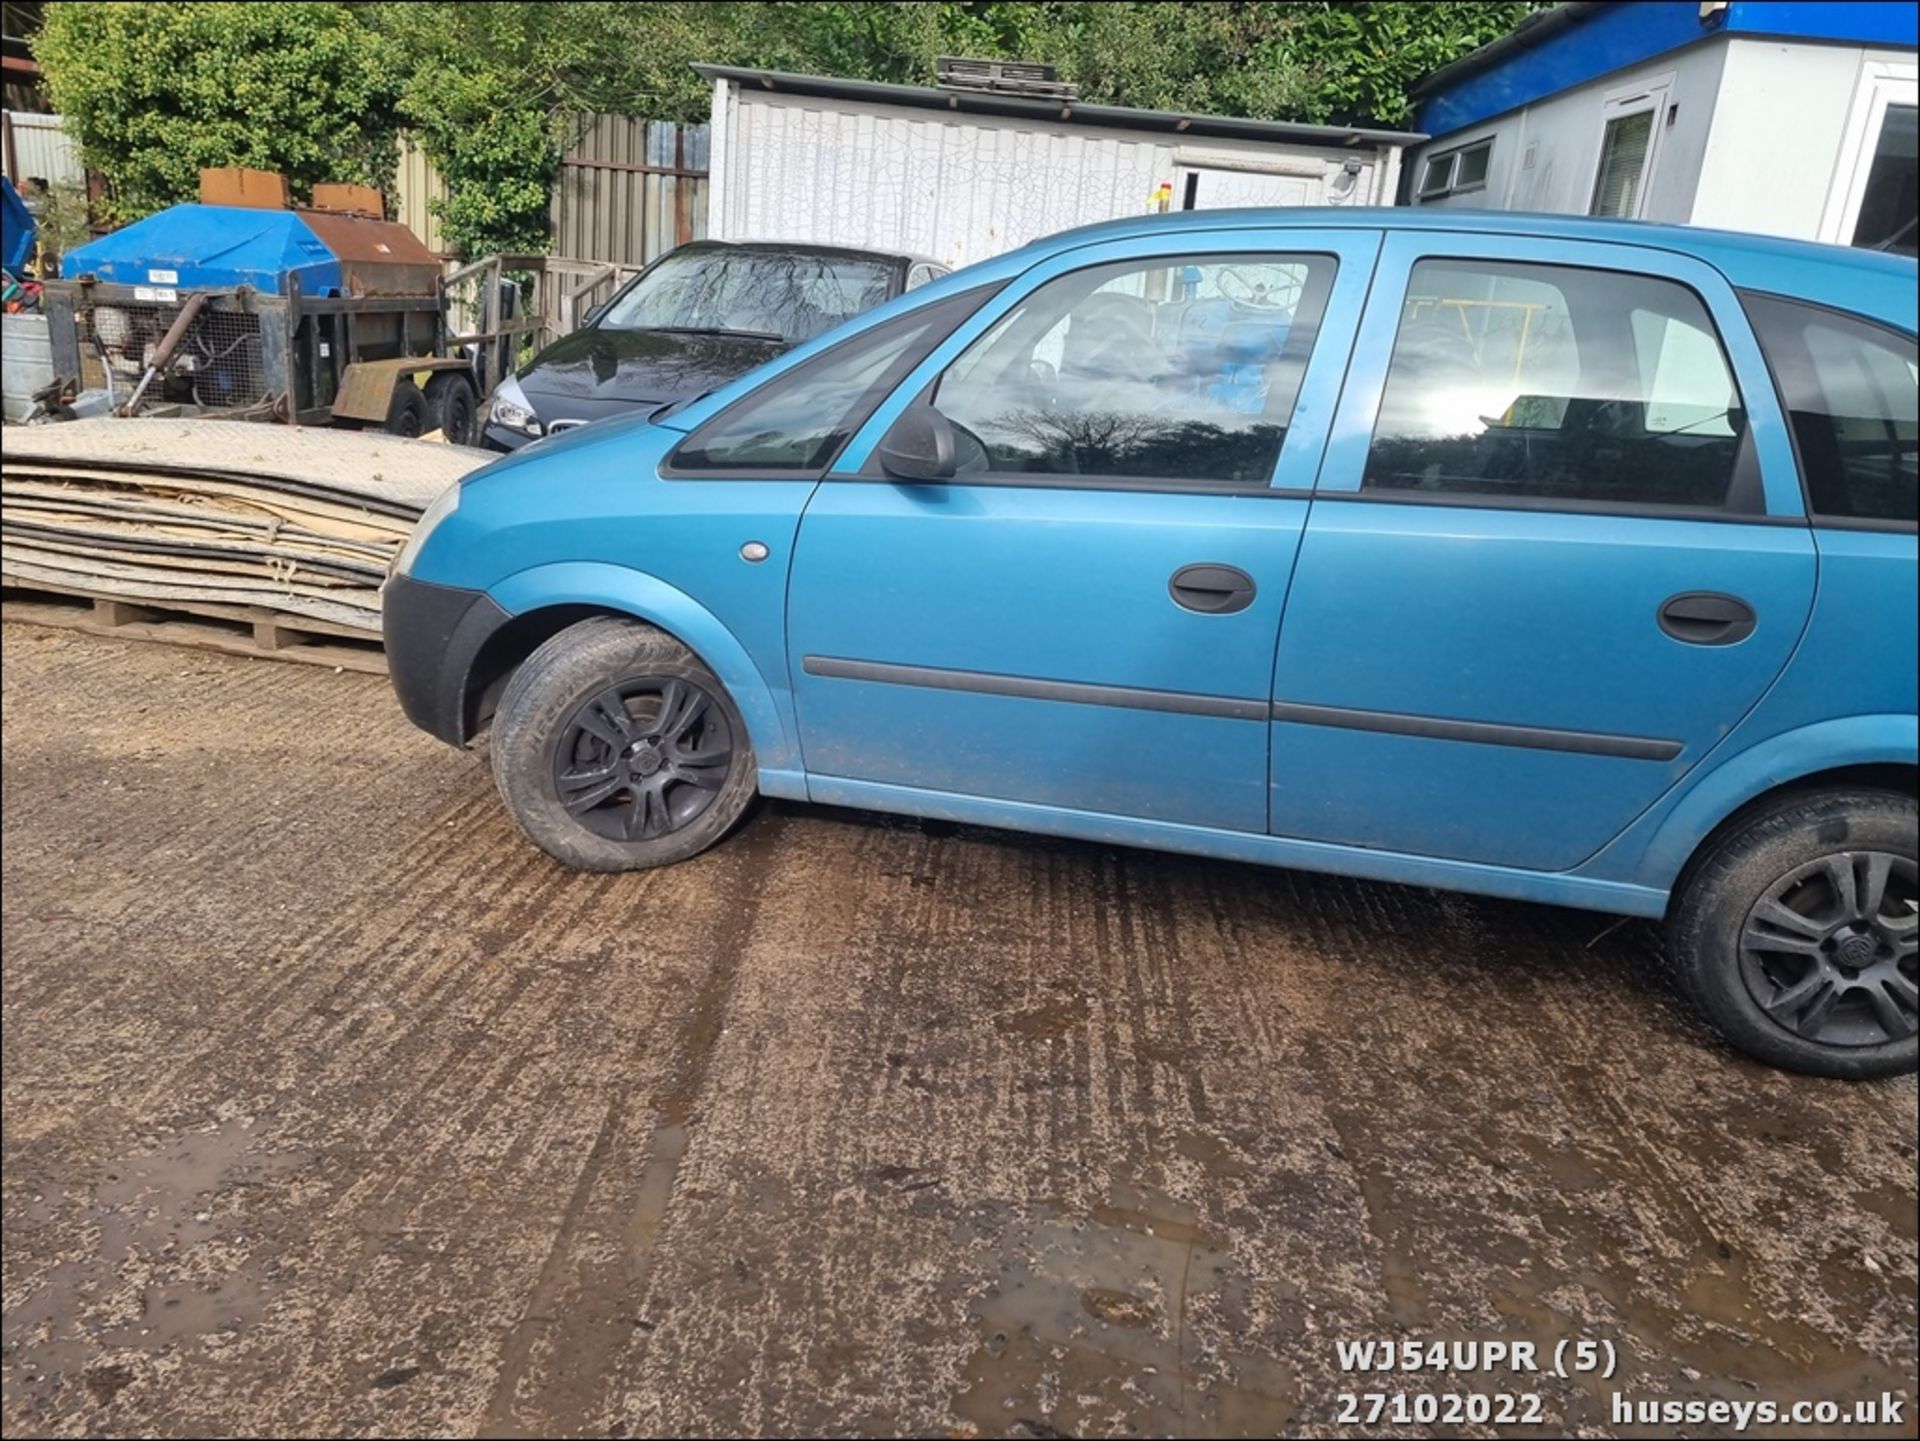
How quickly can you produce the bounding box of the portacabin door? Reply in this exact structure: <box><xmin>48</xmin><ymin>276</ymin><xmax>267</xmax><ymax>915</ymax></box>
<box><xmin>1266</xmin><ymin>231</ymin><xmax>1817</xmax><ymax>870</ymax></box>
<box><xmin>786</xmin><ymin>229</ymin><xmax>1381</xmax><ymax>833</ymax></box>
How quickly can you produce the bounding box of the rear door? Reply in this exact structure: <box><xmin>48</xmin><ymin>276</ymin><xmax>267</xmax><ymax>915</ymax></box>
<box><xmin>787</xmin><ymin>229</ymin><xmax>1378</xmax><ymax>832</ymax></box>
<box><xmin>1267</xmin><ymin>232</ymin><xmax>1817</xmax><ymax>870</ymax></box>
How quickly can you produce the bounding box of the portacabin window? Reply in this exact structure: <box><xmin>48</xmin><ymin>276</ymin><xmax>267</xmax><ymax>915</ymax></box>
<box><xmin>1362</xmin><ymin>259</ymin><xmax>1753</xmax><ymax>512</ymax></box>
<box><xmin>1849</xmin><ymin>99</ymin><xmax>1917</xmax><ymax>255</ymax></box>
<box><xmin>926</xmin><ymin>253</ymin><xmax>1338</xmax><ymax>487</ymax></box>
<box><xmin>1418</xmin><ymin>139</ymin><xmax>1493</xmax><ymax>202</ymax></box>
<box><xmin>1591</xmin><ymin>110</ymin><xmax>1656</xmax><ymax>218</ymax></box>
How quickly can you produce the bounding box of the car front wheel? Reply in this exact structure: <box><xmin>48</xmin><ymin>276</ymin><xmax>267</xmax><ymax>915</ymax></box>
<box><xmin>489</xmin><ymin>617</ymin><xmax>757</xmax><ymax>871</ymax></box>
<box><xmin>1668</xmin><ymin>787</ymin><xmax>1917</xmax><ymax>1079</ymax></box>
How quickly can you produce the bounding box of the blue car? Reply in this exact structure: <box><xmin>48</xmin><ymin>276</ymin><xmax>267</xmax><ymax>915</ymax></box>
<box><xmin>384</xmin><ymin>208</ymin><xmax>1917</xmax><ymax>1079</ymax></box>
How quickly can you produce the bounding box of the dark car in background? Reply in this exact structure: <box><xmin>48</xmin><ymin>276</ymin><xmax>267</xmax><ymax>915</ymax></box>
<box><xmin>482</xmin><ymin>240</ymin><xmax>947</xmax><ymax>449</ymax></box>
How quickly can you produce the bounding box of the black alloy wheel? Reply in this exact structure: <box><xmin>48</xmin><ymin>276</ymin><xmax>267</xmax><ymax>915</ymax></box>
<box><xmin>551</xmin><ymin>676</ymin><xmax>734</xmax><ymax>843</ymax></box>
<box><xmin>1738</xmin><ymin>850</ymin><xmax>1919</xmax><ymax>1047</ymax></box>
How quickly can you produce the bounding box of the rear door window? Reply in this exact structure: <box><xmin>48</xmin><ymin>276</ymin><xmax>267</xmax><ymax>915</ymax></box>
<box><xmin>1362</xmin><ymin>259</ymin><xmax>1749</xmax><ymax>510</ymax></box>
<box><xmin>1742</xmin><ymin>293</ymin><xmax>1918</xmax><ymax>526</ymax></box>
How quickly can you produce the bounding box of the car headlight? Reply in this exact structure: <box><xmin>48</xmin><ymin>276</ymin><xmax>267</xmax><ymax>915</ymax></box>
<box><xmin>488</xmin><ymin>372</ymin><xmax>543</xmax><ymax>436</ymax></box>
<box><xmin>391</xmin><ymin>480</ymin><xmax>462</xmax><ymax>579</ymax></box>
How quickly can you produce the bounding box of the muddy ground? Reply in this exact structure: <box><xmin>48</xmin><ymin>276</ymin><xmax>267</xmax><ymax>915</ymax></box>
<box><xmin>2</xmin><ymin>623</ymin><xmax>1915</xmax><ymax>1439</ymax></box>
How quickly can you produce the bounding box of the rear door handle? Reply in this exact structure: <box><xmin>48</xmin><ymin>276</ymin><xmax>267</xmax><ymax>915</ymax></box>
<box><xmin>1659</xmin><ymin>591</ymin><xmax>1756</xmax><ymax>646</ymax></box>
<box><xmin>1170</xmin><ymin>563</ymin><xmax>1256</xmax><ymax>615</ymax></box>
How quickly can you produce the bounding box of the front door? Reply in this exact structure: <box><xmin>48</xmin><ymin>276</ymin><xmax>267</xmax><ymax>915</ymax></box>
<box><xmin>1267</xmin><ymin>232</ymin><xmax>1816</xmax><ymax>870</ymax></box>
<box><xmin>788</xmin><ymin>231</ymin><xmax>1378</xmax><ymax>832</ymax></box>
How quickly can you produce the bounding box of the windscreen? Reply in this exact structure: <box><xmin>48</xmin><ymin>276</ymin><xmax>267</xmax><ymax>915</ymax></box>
<box><xmin>598</xmin><ymin>248</ymin><xmax>896</xmax><ymax>343</ymax></box>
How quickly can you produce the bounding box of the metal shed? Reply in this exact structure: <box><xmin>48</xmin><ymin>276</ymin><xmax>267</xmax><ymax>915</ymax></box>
<box><xmin>698</xmin><ymin>64</ymin><xmax>1424</xmax><ymax>269</ymax></box>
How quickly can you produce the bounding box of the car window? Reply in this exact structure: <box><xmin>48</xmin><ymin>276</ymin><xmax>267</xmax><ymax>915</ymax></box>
<box><xmin>600</xmin><ymin>247</ymin><xmax>897</xmax><ymax>343</ymax></box>
<box><xmin>1363</xmin><ymin>259</ymin><xmax>1748</xmax><ymax>509</ymax></box>
<box><xmin>1742</xmin><ymin>293</ymin><xmax>1917</xmax><ymax>526</ymax></box>
<box><xmin>670</xmin><ymin>287</ymin><xmax>991</xmax><ymax>474</ymax></box>
<box><xmin>929</xmin><ymin>253</ymin><xmax>1337</xmax><ymax>486</ymax></box>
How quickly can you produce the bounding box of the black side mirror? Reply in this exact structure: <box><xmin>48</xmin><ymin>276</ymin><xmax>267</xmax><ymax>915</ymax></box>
<box><xmin>877</xmin><ymin>405</ymin><xmax>956</xmax><ymax>483</ymax></box>
<box><xmin>583</xmin><ymin>301</ymin><xmax>610</xmax><ymax>328</ymax></box>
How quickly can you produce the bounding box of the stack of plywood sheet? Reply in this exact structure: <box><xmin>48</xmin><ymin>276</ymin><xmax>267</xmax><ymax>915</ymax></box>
<box><xmin>1</xmin><ymin>419</ymin><xmax>490</xmax><ymax>637</ymax></box>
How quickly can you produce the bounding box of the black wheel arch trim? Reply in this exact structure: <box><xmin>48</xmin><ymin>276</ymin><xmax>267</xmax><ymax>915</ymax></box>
<box><xmin>381</xmin><ymin>572</ymin><xmax>514</xmax><ymax>747</ymax></box>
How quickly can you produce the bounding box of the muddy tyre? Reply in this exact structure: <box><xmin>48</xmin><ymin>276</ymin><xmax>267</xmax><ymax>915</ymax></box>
<box><xmin>490</xmin><ymin>617</ymin><xmax>757</xmax><ymax>871</ymax></box>
<box><xmin>1667</xmin><ymin>788</ymin><xmax>1917</xmax><ymax>1079</ymax></box>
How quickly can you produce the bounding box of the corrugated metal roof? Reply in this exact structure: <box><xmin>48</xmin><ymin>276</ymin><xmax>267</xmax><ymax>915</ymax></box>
<box><xmin>694</xmin><ymin>64</ymin><xmax>1426</xmax><ymax>149</ymax></box>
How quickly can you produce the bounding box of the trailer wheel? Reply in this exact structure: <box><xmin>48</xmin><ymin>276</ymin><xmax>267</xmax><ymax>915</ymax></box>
<box><xmin>424</xmin><ymin>372</ymin><xmax>478</xmax><ymax>446</ymax></box>
<box><xmin>384</xmin><ymin>382</ymin><xmax>428</xmax><ymax>438</ymax></box>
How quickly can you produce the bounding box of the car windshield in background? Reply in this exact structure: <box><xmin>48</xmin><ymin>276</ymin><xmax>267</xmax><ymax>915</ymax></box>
<box><xmin>598</xmin><ymin>249</ymin><xmax>896</xmax><ymax>343</ymax></box>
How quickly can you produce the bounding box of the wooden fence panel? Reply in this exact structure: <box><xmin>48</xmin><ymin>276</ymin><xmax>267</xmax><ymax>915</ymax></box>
<box><xmin>391</xmin><ymin>117</ymin><xmax>708</xmax><ymax>270</ymax></box>
<box><xmin>552</xmin><ymin>116</ymin><xmax>708</xmax><ymax>270</ymax></box>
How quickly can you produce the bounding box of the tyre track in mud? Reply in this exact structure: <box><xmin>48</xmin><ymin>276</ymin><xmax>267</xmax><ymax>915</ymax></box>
<box><xmin>4</xmin><ymin>625</ymin><xmax>1915</xmax><ymax>1439</ymax></box>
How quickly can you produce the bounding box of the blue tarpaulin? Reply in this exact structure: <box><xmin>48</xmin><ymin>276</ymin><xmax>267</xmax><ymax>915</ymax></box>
<box><xmin>60</xmin><ymin>205</ymin><xmax>345</xmax><ymax>295</ymax></box>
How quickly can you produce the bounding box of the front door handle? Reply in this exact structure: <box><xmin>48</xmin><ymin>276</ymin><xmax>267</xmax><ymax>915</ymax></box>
<box><xmin>1170</xmin><ymin>563</ymin><xmax>1256</xmax><ymax>615</ymax></box>
<box><xmin>1659</xmin><ymin>591</ymin><xmax>1756</xmax><ymax>646</ymax></box>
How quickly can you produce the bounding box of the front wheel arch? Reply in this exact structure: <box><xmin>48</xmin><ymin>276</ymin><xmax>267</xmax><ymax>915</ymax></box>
<box><xmin>463</xmin><ymin>603</ymin><xmax>620</xmax><ymax>741</ymax></box>
<box><xmin>465</xmin><ymin>563</ymin><xmax>800</xmax><ymax>776</ymax></box>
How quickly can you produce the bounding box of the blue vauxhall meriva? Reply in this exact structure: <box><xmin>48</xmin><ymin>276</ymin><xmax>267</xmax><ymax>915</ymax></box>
<box><xmin>383</xmin><ymin>209</ymin><xmax>1918</xmax><ymax>1079</ymax></box>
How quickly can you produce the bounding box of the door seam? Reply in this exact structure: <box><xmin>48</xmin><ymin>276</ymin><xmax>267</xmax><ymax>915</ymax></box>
<box><xmin>1262</xmin><ymin>231</ymin><xmax>1389</xmax><ymax>834</ymax></box>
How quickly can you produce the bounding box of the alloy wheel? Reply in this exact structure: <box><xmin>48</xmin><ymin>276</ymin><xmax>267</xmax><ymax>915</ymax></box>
<box><xmin>551</xmin><ymin>676</ymin><xmax>733</xmax><ymax>842</ymax></box>
<box><xmin>1739</xmin><ymin>850</ymin><xmax>1918</xmax><ymax>1047</ymax></box>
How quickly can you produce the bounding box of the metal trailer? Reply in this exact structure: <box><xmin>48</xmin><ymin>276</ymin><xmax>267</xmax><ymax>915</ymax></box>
<box><xmin>38</xmin><ymin>179</ymin><xmax>533</xmax><ymax>441</ymax></box>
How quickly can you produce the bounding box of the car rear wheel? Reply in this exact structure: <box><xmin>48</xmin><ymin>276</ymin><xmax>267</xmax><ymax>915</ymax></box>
<box><xmin>1668</xmin><ymin>788</ymin><xmax>1917</xmax><ymax>1079</ymax></box>
<box><xmin>489</xmin><ymin>617</ymin><xmax>757</xmax><ymax>871</ymax></box>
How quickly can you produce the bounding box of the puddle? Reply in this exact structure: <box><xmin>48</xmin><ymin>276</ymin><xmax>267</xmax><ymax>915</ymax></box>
<box><xmin>103</xmin><ymin>1274</ymin><xmax>267</xmax><ymax>1348</ymax></box>
<box><xmin>996</xmin><ymin>998</ymin><xmax>1088</xmax><ymax>1042</ymax></box>
<box><xmin>952</xmin><ymin>1183</ymin><xmax>1294</xmax><ymax>1438</ymax></box>
<box><xmin>2</xmin><ymin>1118</ymin><xmax>306</xmax><ymax>1391</ymax></box>
<box><xmin>92</xmin><ymin>1119</ymin><xmax>308</xmax><ymax>1265</ymax></box>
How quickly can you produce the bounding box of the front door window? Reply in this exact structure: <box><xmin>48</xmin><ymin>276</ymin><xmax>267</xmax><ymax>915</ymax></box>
<box><xmin>931</xmin><ymin>253</ymin><xmax>1337</xmax><ymax>486</ymax></box>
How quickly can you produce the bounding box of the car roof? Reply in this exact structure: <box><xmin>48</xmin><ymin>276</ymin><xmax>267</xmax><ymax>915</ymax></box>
<box><xmin>1025</xmin><ymin>206</ymin><xmax>1918</xmax><ymax>332</ymax></box>
<box><xmin>675</xmin><ymin>238</ymin><xmax>942</xmax><ymax>270</ymax></box>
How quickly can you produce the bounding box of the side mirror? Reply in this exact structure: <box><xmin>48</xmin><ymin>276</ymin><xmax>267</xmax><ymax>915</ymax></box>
<box><xmin>877</xmin><ymin>405</ymin><xmax>956</xmax><ymax>483</ymax></box>
<box><xmin>583</xmin><ymin>301</ymin><xmax>610</xmax><ymax>328</ymax></box>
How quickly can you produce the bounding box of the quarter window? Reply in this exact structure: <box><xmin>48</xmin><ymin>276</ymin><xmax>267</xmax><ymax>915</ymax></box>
<box><xmin>929</xmin><ymin>253</ymin><xmax>1337</xmax><ymax>486</ymax></box>
<box><xmin>1743</xmin><ymin>293</ymin><xmax>1917</xmax><ymax>525</ymax></box>
<box><xmin>1363</xmin><ymin>259</ymin><xmax>1748</xmax><ymax>510</ymax></box>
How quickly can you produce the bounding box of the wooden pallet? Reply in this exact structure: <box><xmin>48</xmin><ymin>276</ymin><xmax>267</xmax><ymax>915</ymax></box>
<box><xmin>0</xmin><ymin>582</ymin><xmax>387</xmax><ymax>675</ymax></box>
